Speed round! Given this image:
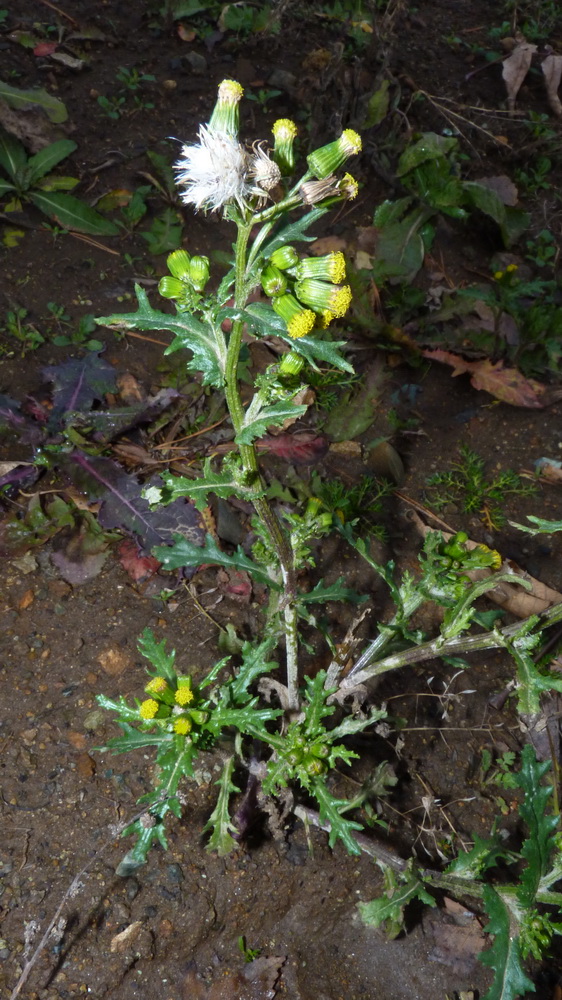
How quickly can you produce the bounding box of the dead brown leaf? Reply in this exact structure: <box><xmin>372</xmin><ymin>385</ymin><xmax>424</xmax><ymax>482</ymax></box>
<box><xmin>502</xmin><ymin>42</ymin><xmax>537</xmax><ymax>112</ymax></box>
<box><xmin>117</xmin><ymin>372</ymin><xmax>145</xmax><ymax>404</ymax></box>
<box><xmin>18</xmin><ymin>588</ymin><xmax>35</xmax><ymax>610</ymax></box>
<box><xmin>541</xmin><ymin>53</ymin><xmax>562</xmax><ymax>117</ymax></box>
<box><xmin>309</xmin><ymin>235</ymin><xmax>348</xmax><ymax>255</ymax></box>
<box><xmin>182</xmin><ymin>956</ymin><xmax>285</xmax><ymax>1000</ymax></box>
<box><xmin>422</xmin><ymin>349</ymin><xmax>556</xmax><ymax>408</ymax></box>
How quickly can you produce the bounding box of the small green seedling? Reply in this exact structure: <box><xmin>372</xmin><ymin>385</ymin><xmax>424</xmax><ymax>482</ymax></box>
<box><xmin>426</xmin><ymin>445</ymin><xmax>536</xmax><ymax>528</ymax></box>
<box><xmin>0</xmin><ymin>306</ymin><xmax>43</xmax><ymax>355</ymax></box>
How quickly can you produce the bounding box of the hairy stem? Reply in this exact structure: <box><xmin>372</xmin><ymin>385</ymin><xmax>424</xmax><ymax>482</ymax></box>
<box><xmin>224</xmin><ymin>217</ymin><xmax>299</xmax><ymax>705</ymax></box>
<box><xmin>341</xmin><ymin>601</ymin><xmax>562</xmax><ymax>690</ymax></box>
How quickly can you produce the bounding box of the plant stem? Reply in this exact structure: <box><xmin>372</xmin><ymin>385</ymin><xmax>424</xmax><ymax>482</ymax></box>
<box><xmin>342</xmin><ymin>601</ymin><xmax>562</xmax><ymax>689</ymax></box>
<box><xmin>224</xmin><ymin>217</ymin><xmax>299</xmax><ymax>707</ymax></box>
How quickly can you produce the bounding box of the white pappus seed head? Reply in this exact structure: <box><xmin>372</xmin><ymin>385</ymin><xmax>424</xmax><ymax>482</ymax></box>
<box><xmin>174</xmin><ymin>125</ymin><xmax>251</xmax><ymax>213</ymax></box>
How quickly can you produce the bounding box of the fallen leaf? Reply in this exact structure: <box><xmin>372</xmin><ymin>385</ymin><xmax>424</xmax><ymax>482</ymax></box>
<box><xmin>177</xmin><ymin>23</ymin><xmax>196</xmax><ymax>41</ymax></box>
<box><xmin>33</xmin><ymin>41</ymin><xmax>59</xmax><ymax>56</ymax></box>
<box><xmin>117</xmin><ymin>372</ymin><xmax>145</xmax><ymax>404</ymax></box>
<box><xmin>502</xmin><ymin>42</ymin><xmax>537</xmax><ymax>113</ymax></box>
<box><xmin>118</xmin><ymin>537</ymin><xmax>160</xmax><ymax>583</ymax></box>
<box><xmin>329</xmin><ymin>440</ymin><xmax>362</xmax><ymax>459</ymax></box>
<box><xmin>542</xmin><ymin>53</ymin><xmax>562</xmax><ymax>117</ymax></box>
<box><xmin>217</xmin><ymin>567</ymin><xmax>252</xmax><ymax>603</ymax></box>
<box><xmin>182</xmin><ymin>956</ymin><xmax>285</xmax><ymax>1000</ymax></box>
<box><xmin>256</xmin><ymin>432</ymin><xmax>328</xmax><ymax>464</ymax></box>
<box><xmin>309</xmin><ymin>235</ymin><xmax>348</xmax><ymax>255</ymax></box>
<box><xmin>421</xmin><ymin>349</ymin><xmax>552</xmax><ymax>407</ymax></box>
<box><xmin>425</xmin><ymin>911</ymin><xmax>485</xmax><ymax>976</ymax></box>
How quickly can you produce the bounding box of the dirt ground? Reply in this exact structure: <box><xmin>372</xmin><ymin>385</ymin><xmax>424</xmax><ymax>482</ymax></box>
<box><xmin>1</xmin><ymin>1</ymin><xmax>562</xmax><ymax>998</ymax></box>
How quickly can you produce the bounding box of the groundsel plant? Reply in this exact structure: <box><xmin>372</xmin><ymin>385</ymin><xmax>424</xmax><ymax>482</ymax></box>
<box><xmin>95</xmin><ymin>81</ymin><xmax>562</xmax><ymax>995</ymax></box>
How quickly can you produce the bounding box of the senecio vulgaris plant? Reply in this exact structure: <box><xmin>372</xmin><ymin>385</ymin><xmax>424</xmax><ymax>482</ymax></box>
<box><xmin>95</xmin><ymin>81</ymin><xmax>562</xmax><ymax>997</ymax></box>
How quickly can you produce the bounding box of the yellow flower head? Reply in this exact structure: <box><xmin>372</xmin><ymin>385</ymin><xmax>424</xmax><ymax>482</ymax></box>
<box><xmin>145</xmin><ymin>677</ymin><xmax>168</xmax><ymax>696</ymax></box>
<box><xmin>174</xmin><ymin>717</ymin><xmax>192</xmax><ymax>735</ymax></box>
<box><xmin>175</xmin><ymin>684</ymin><xmax>194</xmax><ymax>707</ymax></box>
<box><xmin>139</xmin><ymin>698</ymin><xmax>159</xmax><ymax>720</ymax></box>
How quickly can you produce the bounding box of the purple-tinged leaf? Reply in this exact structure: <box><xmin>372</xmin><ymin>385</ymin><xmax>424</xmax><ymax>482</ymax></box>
<box><xmin>43</xmin><ymin>353</ymin><xmax>117</xmax><ymax>428</ymax></box>
<box><xmin>0</xmin><ymin>394</ymin><xmax>44</xmax><ymax>447</ymax></box>
<box><xmin>69</xmin><ymin>452</ymin><xmax>204</xmax><ymax>551</ymax></box>
<box><xmin>72</xmin><ymin>387</ymin><xmax>180</xmax><ymax>442</ymax></box>
<box><xmin>0</xmin><ymin>462</ymin><xmax>40</xmax><ymax>492</ymax></box>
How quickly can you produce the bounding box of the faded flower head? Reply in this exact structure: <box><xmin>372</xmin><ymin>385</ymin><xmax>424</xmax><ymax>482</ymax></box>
<box><xmin>175</xmin><ymin>125</ymin><xmax>250</xmax><ymax>213</ymax></box>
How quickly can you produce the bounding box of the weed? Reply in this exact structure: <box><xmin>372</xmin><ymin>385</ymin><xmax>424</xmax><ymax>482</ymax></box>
<box><xmin>426</xmin><ymin>445</ymin><xmax>536</xmax><ymax>528</ymax></box>
<box><xmin>0</xmin><ymin>130</ymin><xmax>118</xmax><ymax>236</ymax></box>
<box><xmin>97</xmin><ymin>94</ymin><xmax>126</xmax><ymax>120</ymax></box>
<box><xmin>0</xmin><ymin>306</ymin><xmax>43</xmax><ymax>355</ymax></box>
<box><xmin>115</xmin><ymin>66</ymin><xmax>156</xmax><ymax>91</ymax></box>
<box><xmin>90</xmin><ymin>80</ymin><xmax>562</xmax><ymax>997</ymax></box>
<box><xmin>525</xmin><ymin>229</ymin><xmax>558</xmax><ymax>269</ymax></box>
<box><xmin>246</xmin><ymin>87</ymin><xmax>282</xmax><ymax>114</ymax></box>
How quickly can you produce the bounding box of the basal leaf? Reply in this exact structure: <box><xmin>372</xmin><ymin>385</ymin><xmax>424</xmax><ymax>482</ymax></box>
<box><xmin>479</xmin><ymin>886</ymin><xmax>535</xmax><ymax>1000</ymax></box>
<box><xmin>203</xmin><ymin>756</ymin><xmax>240</xmax><ymax>856</ymax></box>
<box><xmin>29</xmin><ymin>190</ymin><xmax>119</xmax><ymax>235</ymax></box>
<box><xmin>0</xmin><ymin>79</ymin><xmax>68</xmax><ymax>123</ymax></box>
<box><xmin>43</xmin><ymin>352</ymin><xmax>117</xmax><ymax>428</ymax></box>
<box><xmin>463</xmin><ymin>181</ymin><xmax>529</xmax><ymax>247</ymax></box>
<box><xmin>25</xmin><ymin>139</ymin><xmax>76</xmax><ymax>187</ymax></box>
<box><xmin>310</xmin><ymin>778</ymin><xmax>363</xmax><ymax>855</ymax></box>
<box><xmin>154</xmin><ymin>532</ymin><xmax>280</xmax><ymax>590</ymax></box>
<box><xmin>0</xmin><ymin>127</ymin><xmax>27</xmax><ymax>182</ymax></box>
<box><xmin>96</xmin><ymin>285</ymin><xmax>225</xmax><ymax>388</ymax></box>
<box><xmin>359</xmin><ymin>867</ymin><xmax>437</xmax><ymax>939</ymax></box>
<box><xmin>236</xmin><ymin>398</ymin><xmax>308</xmax><ymax>445</ymax></box>
<box><xmin>397</xmin><ymin>133</ymin><xmax>458</xmax><ymax>176</ymax></box>
<box><xmin>0</xmin><ymin>178</ymin><xmax>16</xmax><ymax>197</ymax></box>
<box><xmin>516</xmin><ymin>745</ymin><xmax>558</xmax><ymax>908</ymax></box>
<box><xmin>299</xmin><ymin>577</ymin><xmax>367</xmax><ymax>605</ymax></box>
<box><xmin>137</xmin><ymin>627</ymin><xmax>177</xmax><ymax>682</ymax></box>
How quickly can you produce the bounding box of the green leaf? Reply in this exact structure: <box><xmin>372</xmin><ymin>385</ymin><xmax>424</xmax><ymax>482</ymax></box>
<box><xmin>446</xmin><ymin>833</ymin><xmax>507</xmax><ymax>879</ymax></box>
<box><xmin>236</xmin><ymin>398</ymin><xmax>308</xmax><ymax>445</ymax></box>
<box><xmin>260</xmin><ymin>205</ymin><xmax>329</xmax><ymax>258</ymax></box>
<box><xmin>510</xmin><ymin>514</ymin><xmax>562</xmax><ymax>535</ymax></box>
<box><xmin>28</xmin><ymin>190</ymin><xmax>119</xmax><ymax>235</ymax></box>
<box><xmin>299</xmin><ymin>577</ymin><xmax>368</xmax><ymax>605</ymax></box>
<box><xmin>95</xmin><ymin>694</ymin><xmax>143</xmax><ymax>724</ymax></box>
<box><xmin>310</xmin><ymin>778</ymin><xmax>363</xmax><ymax>855</ymax></box>
<box><xmin>137</xmin><ymin>627</ymin><xmax>177</xmax><ymax>682</ymax></box>
<box><xmin>463</xmin><ymin>181</ymin><xmax>529</xmax><ymax>248</ymax></box>
<box><xmin>203</xmin><ymin>756</ymin><xmax>240</xmax><ymax>856</ymax></box>
<box><xmin>0</xmin><ymin>178</ymin><xmax>16</xmax><ymax>197</ymax></box>
<box><xmin>25</xmin><ymin>139</ymin><xmax>76</xmax><ymax>186</ymax></box>
<box><xmin>244</xmin><ymin>301</ymin><xmax>354</xmax><ymax>373</ymax></box>
<box><xmin>97</xmin><ymin>285</ymin><xmax>225</xmax><ymax>388</ymax></box>
<box><xmin>0</xmin><ymin>79</ymin><xmax>68</xmax><ymax>123</ymax></box>
<box><xmin>507</xmin><ymin>633</ymin><xmax>562</xmax><ymax>715</ymax></box>
<box><xmin>302</xmin><ymin>671</ymin><xmax>336</xmax><ymax>735</ymax></box>
<box><xmin>154</xmin><ymin>532</ymin><xmax>281</xmax><ymax>590</ymax></box>
<box><xmin>141</xmin><ymin>207</ymin><xmax>182</xmax><ymax>254</ymax></box>
<box><xmin>397</xmin><ymin>133</ymin><xmax>458</xmax><ymax>176</ymax></box>
<box><xmin>362</xmin><ymin>79</ymin><xmax>390</xmax><ymax>128</ymax></box>
<box><xmin>229</xmin><ymin>638</ymin><xmax>278</xmax><ymax>703</ymax></box>
<box><xmin>209</xmin><ymin>701</ymin><xmax>282</xmax><ymax>741</ymax></box>
<box><xmin>154</xmin><ymin>457</ymin><xmax>265</xmax><ymax>511</ymax></box>
<box><xmin>359</xmin><ymin>867</ymin><xmax>437</xmax><ymax>938</ymax></box>
<box><xmin>479</xmin><ymin>886</ymin><xmax>535</xmax><ymax>1000</ymax></box>
<box><xmin>323</xmin><ymin>362</ymin><xmax>386</xmax><ymax>441</ymax></box>
<box><xmin>517</xmin><ymin>745</ymin><xmax>558</xmax><ymax>908</ymax></box>
<box><xmin>96</xmin><ymin>721</ymin><xmax>174</xmax><ymax>754</ymax></box>
<box><xmin>371</xmin><ymin>198</ymin><xmax>431</xmax><ymax>283</ymax></box>
<box><xmin>0</xmin><ymin>127</ymin><xmax>27</xmax><ymax>182</ymax></box>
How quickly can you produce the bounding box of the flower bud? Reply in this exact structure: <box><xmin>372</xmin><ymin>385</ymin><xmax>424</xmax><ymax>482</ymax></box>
<box><xmin>166</xmin><ymin>248</ymin><xmax>191</xmax><ymax>280</ymax></box>
<box><xmin>208</xmin><ymin>78</ymin><xmax>244</xmax><ymax>137</ymax></box>
<box><xmin>307</xmin><ymin>129</ymin><xmax>362</xmax><ymax>180</ymax></box>
<box><xmin>304</xmin><ymin>756</ymin><xmax>328</xmax><ymax>776</ymax></box>
<box><xmin>306</xmin><ymin>497</ymin><xmax>323</xmax><ymax>517</ymax></box>
<box><xmin>269</xmin><ymin>245</ymin><xmax>299</xmax><ymax>270</ymax></box>
<box><xmin>272</xmin><ymin>293</ymin><xmax>316</xmax><ymax>339</ymax></box>
<box><xmin>272</xmin><ymin>118</ymin><xmax>298</xmax><ymax>174</ymax></box>
<box><xmin>296</xmin><ymin>252</ymin><xmax>346</xmax><ymax>284</ymax></box>
<box><xmin>261</xmin><ymin>264</ymin><xmax>287</xmax><ymax>297</ymax></box>
<box><xmin>188</xmin><ymin>255</ymin><xmax>210</xmax><ymax>292</ymax></box>
<box><xmin>295</xmin><ymin>278</ymin><xmax>352</xmax><ymax>318</ymax></box>
<box><xmin>189</xmin><ymin>709</ymin><xmax>209</xmax><ymax>725</ymax></box>
<box><xmin>278</xmin><ymin>350</ymin><xmax>305</xmax><ymax>377</ymax></box>
<box><xmin>158</xmin><ymin>276</ymin><xmax>184</xmax><ymax>300</ymax></box>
